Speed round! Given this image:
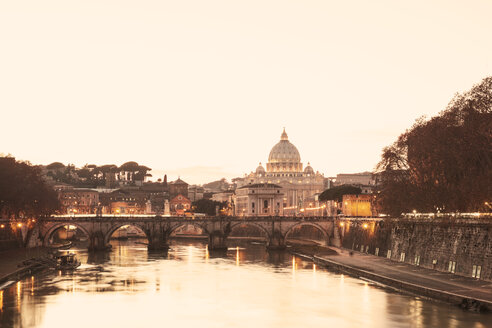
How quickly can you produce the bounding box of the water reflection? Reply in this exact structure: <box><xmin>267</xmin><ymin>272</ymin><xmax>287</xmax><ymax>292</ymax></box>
<box><xmin>0</xmin><ymin>239</ymin><xmax>491</xmax><ymax>328</ymax></box>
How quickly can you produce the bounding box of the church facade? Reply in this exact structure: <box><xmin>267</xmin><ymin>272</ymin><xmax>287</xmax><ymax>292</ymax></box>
<box><xmin>234</xmin><ymin>129</ymin><xmax>327</xmax><ymax>215</ymax></box>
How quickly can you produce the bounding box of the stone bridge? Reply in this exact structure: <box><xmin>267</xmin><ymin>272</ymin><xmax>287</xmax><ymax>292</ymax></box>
<box><xmin>29</xmin><ymin>215</ymin><xmax>344</xmax><ymax>251</ymax></box>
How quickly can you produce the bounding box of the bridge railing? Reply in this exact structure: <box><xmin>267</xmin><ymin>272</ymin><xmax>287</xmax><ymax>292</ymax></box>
<box><xmin>44</xmin><ymin>214</ymin><xmax>373</xmax><ymax>222</ymax></box>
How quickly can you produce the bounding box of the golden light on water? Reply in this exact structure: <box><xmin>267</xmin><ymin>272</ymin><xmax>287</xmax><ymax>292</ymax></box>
<box><xmin>292</xmin><ymin>257</ymin><xmax>298</xmax><ymax>273</ymax></box>
<box><xmin>1</xmin><ymin>243</ymin><xmax>485</xmax><ymax>327</ymax></box>
<box><xmin>16</xmin><ymin>281</ymin><xmax>21</xmax><ymax>311</ymax></box>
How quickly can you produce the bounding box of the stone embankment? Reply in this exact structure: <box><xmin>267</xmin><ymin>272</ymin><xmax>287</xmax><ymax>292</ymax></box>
<box><xmin>289</xmin><ymin>245</ymin><xmax>492</xmax><ymax>312</ymax></box>
<box><xmin>338</xmin><ymin>216</ymin><xmax>492</xmax><ymax>281</ymax></box>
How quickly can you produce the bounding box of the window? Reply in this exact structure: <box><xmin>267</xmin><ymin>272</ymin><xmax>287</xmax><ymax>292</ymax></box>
<box><xmin>448</xmin><ymin>261</ymin><xmax>456</xmax><ymax>273</ymax></box>
<box><xmin>472</xmin><ymin>265</ymin><xmax>482</xmax><ymax>279</ymax></box>
<box><xmin>252</xmin><ymin>202</ymin><xmax>255</xmax><ymax>208</ymax></box>
<box><xmin>400</xmin><ymin>252</ymin><xmax>406</xmax><ymax>262</ymax></box>
<box><xmin>414</xmin><ymin>255</ymin><xmax>420</xmax><ymax>266</ymax></box>
<box><xmin>375</xmin><ymin>248</ymin><xmax>379</xmax><ymax>256</ymax></box>
<box><xmin>264</xmin><ymin>200</ymin><xmax>268</xmax><ymax>208</ymax></box>
<box><xmin>386</xmin><ymin>250</ymin><xmax>392</xmax><ymax>259</ymax></box>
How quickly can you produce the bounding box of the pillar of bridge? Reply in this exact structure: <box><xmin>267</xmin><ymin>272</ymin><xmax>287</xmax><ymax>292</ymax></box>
<box><xmin>147</xmin><ymin>230</ymin><xmax>169</xmax><ymax>251</ymax></box>
<box><xmin>267</xmin><ymin>231</ymin><xmax>286</xmax><ymax>250</ymax></box>
<box><xmin>208</xmin><ymin>230</ymin><xmax>228</xmax><ymax>251</ymax></box>
<box><xmin>88</xmin><ymin>231</ymin><xmax>110</xmax><ymax>251</ymax></box>
<box><xmin>331</xmin><ymin>224</ymin><xmax>341</xmax><ymax>247</ymax></box>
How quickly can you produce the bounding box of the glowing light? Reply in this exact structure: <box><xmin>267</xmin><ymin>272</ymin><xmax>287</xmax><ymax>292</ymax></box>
<box><xmin>339</xmin><ymin>222</ymin><xmax>344</xmax><ymax>227</ymax></box>
<box><xmin>363</xmin><ymin>223</ymin><xmax>368</xmax><ymax>229</ymax></box>
<box><xmin>31</xmin><ymin>219</ymin><xmax>36</xmax><ymax>223</ymax></box>
<box><xmin>236</xmin><ymin>246</ymin><xmax>240</xmax><ymax>266</ymax></box>
<box><xmin>17</xmin><ymin>223</ymin><xmax>22</xmax><ymax>228</ymax></box>
<box><xmin>0</xmin><ymin>224</ymin><xmax>4</xmax><ymax>229</ymax></box>
<box><xmin>16</xmin><ymin>281</ymin><xmax>21</xmax><ymax>311</ymax></box>
<box><xmin>0</xmin><ymin>290</ymin><xmax>3</xmax><ymax>311</ymax></box>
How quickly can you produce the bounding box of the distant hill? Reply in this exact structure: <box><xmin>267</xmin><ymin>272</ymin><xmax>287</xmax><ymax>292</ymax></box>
<box><xmin>203</xmin><ymin>178</ymin><xmax>231</xmax><ymax>192</ymax></box>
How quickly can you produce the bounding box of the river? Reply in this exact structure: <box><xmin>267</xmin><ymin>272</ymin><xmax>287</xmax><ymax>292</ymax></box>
<box><xmin>1</xmin><ymin>239</ymin><xmax>491</xmax><ymax>328</ymax></box>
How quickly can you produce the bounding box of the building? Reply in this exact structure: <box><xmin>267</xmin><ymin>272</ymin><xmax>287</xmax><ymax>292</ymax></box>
<box><xmin>169</xmin><ymin>178</ymin><xmax>188</xmax><ymax>198</ymax></box>
<box><xmin>170</xmin><ymin>194</ymin><xmax>191</xmax><ymax>215</ymax></box>
<box><xmin>58</xmin><ymin>188</ymin><xmax>99</xmax><ymax>214</ymax></box>
<box><xmin>211</xmin><ymin>191</ymin><xmax>234</xmax><ymax>203</ymax></box>
<box><xmin>234</xmin><ymin>183</ymin><xmax>284</xmax><ymax>216</ymax></box>
<box><xmin>234</xmin><ymin>129</ymin><xmax>326</xmax><ymax>215</ymax></box>
<box><xmin>188</xmin><ymin>185</ymin><xmax>204</xmax><ymax>202</ymax></box>
<box><xmin>333</xmin><ymin>172</ymin><xmax>375</xmax><ymax>186</ymax></box>
<box><xmin>140</xmin><ymin>181</ymin><xmax>169</xmax><ymax>214</ymax></box>
<box><xmin>98</xmin><ymin>189</ymin><xmax>148</xmax><ymax>214</ymax></box>
<box><xmin>342</xmin><ymin>194</ymin><xmax>374</xmax><ymax>217</ymax></box>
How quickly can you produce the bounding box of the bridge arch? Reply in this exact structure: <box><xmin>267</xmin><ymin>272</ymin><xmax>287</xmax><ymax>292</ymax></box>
<box><xmin>228</xmin><ymin>222</ymin><xmax>271</xmax><ymax>240</ymax></box>
<box><xmin>168</xmin><ymin>222</ymin><xmax>210</xmax><ymax>237</ymax></box>
<box><xmin>42</xmin><ymin>222</ymin><xmax>91</xmax><ymax>247</ymax></box>
<box><xmin>284</xmin><ymin>222</ymin><xmax>331</xmax><ymax>246</ymax></box>
<box><xmin>104</xmin><ymin>222</ymin><xmax>150</xmax><ymax>245</ymax></box>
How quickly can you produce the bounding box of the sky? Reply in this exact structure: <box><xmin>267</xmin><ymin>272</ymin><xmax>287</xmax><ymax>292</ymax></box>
<box><xmin>1</xmin><ymin>1</ymin><xmax>492</xmax><ymax>184</ymax></box>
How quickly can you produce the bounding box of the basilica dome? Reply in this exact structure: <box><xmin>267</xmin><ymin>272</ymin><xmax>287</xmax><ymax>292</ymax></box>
<box><xmin>256</xmin><ymin>163</ymin><xmax>266</xmax><ymax>175</ymax></box>
<box><xmin>304</xmin><ymin>163</ymin><xmax>314</xmax><ymax>174</ymax></box>
<box><xmin>268</xmin><ymin>129</ymin><xmax>301</xmax><ymax>164</ymax></box>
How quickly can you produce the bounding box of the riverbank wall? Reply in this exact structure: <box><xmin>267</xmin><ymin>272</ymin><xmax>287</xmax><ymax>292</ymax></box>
<box><xmin>339</xmin><ymin>217</ymin><xmax>492</xmax><ymax>281</ymax></box>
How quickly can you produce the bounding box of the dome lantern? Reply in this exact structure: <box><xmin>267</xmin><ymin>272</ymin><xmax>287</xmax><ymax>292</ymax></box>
<box><xmin>280</xmin><ymin>127</ymin><xmax>288</xmax><ymax>141</ymax></box>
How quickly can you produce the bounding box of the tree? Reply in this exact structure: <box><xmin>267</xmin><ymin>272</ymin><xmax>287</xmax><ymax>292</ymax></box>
<box><xmin>46</xmin><ymin>162</ymin><xmax>65</xmax><ymax>170</ymax></box>
<box><xmin>0</xmin><ymin>157</ymin><xmax>60</xmax><ymax>219</ymax></box>
<box><xmin>376</xmin><ymin>76</ymin><xmax>492</xmax><ymax>215</ymax></box>
<box><xmin>318</xmin><ymin>185</ymin><xmax>362</xmax><ymax>202</ymax></box>
<box><xmin>192</xmin><ymin>199</ymin><xmax>227</xmax><ymax>216</ymax></box>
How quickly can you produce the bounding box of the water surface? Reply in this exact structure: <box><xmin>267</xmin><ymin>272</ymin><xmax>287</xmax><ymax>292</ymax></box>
<box><xmin>1</xmin><ymin>239</ymin><xmax>491</xmax><ymax>328</ymax></box>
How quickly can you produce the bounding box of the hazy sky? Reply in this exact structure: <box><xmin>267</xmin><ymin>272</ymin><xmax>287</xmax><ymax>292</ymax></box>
<box><xmin>1</xmin><ymin>1</ymin><xmax>491</xmax><ymax>184</ymax></box>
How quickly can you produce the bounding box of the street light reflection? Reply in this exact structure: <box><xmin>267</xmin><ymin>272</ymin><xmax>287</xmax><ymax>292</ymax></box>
<box><xmin>16</xmin><ymin>281</ymin><xmax>21</xmax><ymax>311</ymax></box>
